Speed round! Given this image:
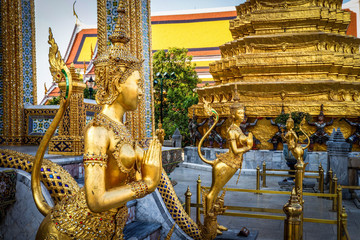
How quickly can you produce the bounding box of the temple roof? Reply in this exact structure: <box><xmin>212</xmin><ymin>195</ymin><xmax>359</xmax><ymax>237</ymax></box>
<box><xmin>64</xmin><ymin>21</ymin><xmax>97</xmax><ymax>69</ymax></box>
<box><xmin>152</xmin><ymin>7</ymin><xmax>237</xmax><ymax>86</ymax></box>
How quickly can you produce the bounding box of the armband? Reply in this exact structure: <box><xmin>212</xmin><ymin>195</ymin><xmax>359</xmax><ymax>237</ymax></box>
<box><xmin>83</xmin><ymin>153</ymin><xmax>108</xmax><ymax>167</ymax></box>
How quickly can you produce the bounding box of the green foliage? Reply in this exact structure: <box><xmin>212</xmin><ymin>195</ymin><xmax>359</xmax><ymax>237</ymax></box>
<box><xmin>47</xmin><ymin>96</ymin><xmax>61</xmax><ymax>105</ymax></box>
<box><xmin>153</xmin><ymin>48</ymin><xmax>200</xmax><ymax>146</ymax></box>
<box><xmin>84</xmin><ymin>87</ymin><xmax>97</xmax><ymax>100</ymax></box>
<box><xmin>275</xmin><ymin>111</ymin><xmax>311</xmax><ymax>135</ymax></box>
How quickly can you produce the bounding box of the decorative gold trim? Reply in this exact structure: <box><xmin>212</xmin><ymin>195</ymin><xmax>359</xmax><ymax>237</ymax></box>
<box><xmin>30</xmin><ymin>0</ymin><xmax>37</xmax><ymax>104</ymax></box>
<box><xmin>1</xmin><ymin>0</ymin><xmax>25</xmax><ymax>143</ymax></box>
<box><xmin>97</xmin><ymin>0</ymin><xmax>106</xmax><ymax>55</ymax></box>
<box><xmin>148</xmin><ymin>0</ymin><xmax>155</xmax><ymax>136</ymax></box>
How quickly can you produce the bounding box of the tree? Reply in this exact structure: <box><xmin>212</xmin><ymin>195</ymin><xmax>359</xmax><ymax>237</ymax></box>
<box><xmin>47</xmin><ymin>96</ymin><xmax>61</xmax><ymax>105</ymax></box>
<box><xmin>153</xmin><ymin>47</ymin><xmax>200</xmax><ymax>146</ymax></box>
<box><xmin>84</xmin><ymin>87</ymin><xmax>97</xmax><ymax>100</ymax></box>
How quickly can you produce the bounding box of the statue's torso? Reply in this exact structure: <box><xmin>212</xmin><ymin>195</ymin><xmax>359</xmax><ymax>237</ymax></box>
<box><xmin>50</xmin><ymin>113</ymin><xmax>145</xmax><ymax>239</ymax></box>
<box><xmin>93</xmin><ymin>113</ymin><xmax>144</xmax><ymax>189</ymax></box>
<box><xmin>216</xmin><ymin>125</ymin><xmax>248</xmax><ymax>169</ymax></box>
<box><xmin>314</xmin><ymin>122</ymin><xmax>326</xmax><ymax>133</ymax></box>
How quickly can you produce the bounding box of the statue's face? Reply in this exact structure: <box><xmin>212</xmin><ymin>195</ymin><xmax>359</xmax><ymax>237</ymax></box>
<box><xmin>318</xmin><ymin>115</ymin><xmax>324</xmax><ymax>121</ymax></box>
<box><xmin>234</xmin><ymin>109</ymin><xmax>245</xmax><ymax>122</ymax></box>
<box><xmin>118</xmin><ymin>70</ymin><xmax>142</xmax><ymax>111</ymax></box>
<box><xmin>286</xmin><ymin>120</ymin><xmax>294</xmax><ymax>130</ymax></box>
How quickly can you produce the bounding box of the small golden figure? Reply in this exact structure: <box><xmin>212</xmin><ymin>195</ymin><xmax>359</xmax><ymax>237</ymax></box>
<box><xmin>155</xmin><ymin>121</ymin><xmax>165</xmax><ymax>146</ymax></box>
<box><xmin>282</xmin><ymin>116</ymin><xmax>310</xmax><ymax>165</ymax></box>
<box><xmin>197</xmin><ymin>87</ymin><xmax>253</xmax><ymax>238</ymax></box>
<box><xmin>33</xmin><ymin>2</ymin><xmax>162</xmax><ymax>239</ymax></box>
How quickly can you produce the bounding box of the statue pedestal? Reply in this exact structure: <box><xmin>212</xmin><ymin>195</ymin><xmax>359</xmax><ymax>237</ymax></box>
<box><xmin>215</xmin><ymin>229</ymin><xmax>258</xmax><ymax>239</ymax></box>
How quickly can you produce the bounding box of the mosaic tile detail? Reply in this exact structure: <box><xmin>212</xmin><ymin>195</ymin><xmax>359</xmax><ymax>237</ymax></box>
<box><xmin>85</xmin><ymin>110</ymin><xmax>96</xmax><ymax>125</ymax></box>
<box><xmin>28</xmin><ymin>116</ymin><xmax>58</xmax><ymax>135</ymax></box>
<box><xmin>106</xmin><ymin>0</ymin><xmax>119</xmax><ymax>45</ymax></box>
<box><xmin>21</xmin><ymin>0</ymin><xmax>35</xmax><ymax>105</ymax></box>
<box><xmin>141</xmin><ymin>0</ymin><xmax>152</xmax><ymax>138</ymax></box>
<box><xmin>86</xmin><ymin>116</ymin><xmax>94</xmax><ymax>125</ymax></box>
<box><xmin>0</xmin><ymin>1</ymin><xmax>3</xmax><ymax>135</ymax></box>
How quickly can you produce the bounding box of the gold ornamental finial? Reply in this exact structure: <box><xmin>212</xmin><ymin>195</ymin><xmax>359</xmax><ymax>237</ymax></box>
<box><xmin>233</xmin><ymin>84</ymin><xmax>240</xmax><ymax>102</ymax></box>
<box><xmin>108</xmin><ymin>0</ymin><xmax>130</xmax><ymax>46</ymax></box>
<box><xmin>73</xmin><ymin>1</ymin><xmax>79</xmax><ymax>24</ymax></box>
<box><xmin>230</xmin><ymin>85</ymin><xmax>243</xmax><ymax>111</ymax></box>
<box><xmin>94</xmin><ymin>0</ymin><xmax>142</xmax><ymax>105</ymax></box>
<box><xmin>90</xmin><ymin>43</ymin><xmax>94</xmax><ymax>59</ymax></box>
<box><xmin>83</xmin><ymin>60</ymin><xmax>86</xmax><ymax>74</ymax></box>
<box><xmin>48</xmin><ymin>28</ymin><xmax>71</xmax><ymax>84</ymax></box>
<box><xmin>44</xmin><ymin>83</ymin><xmax>48</xmax><ymax>95</ymax></box>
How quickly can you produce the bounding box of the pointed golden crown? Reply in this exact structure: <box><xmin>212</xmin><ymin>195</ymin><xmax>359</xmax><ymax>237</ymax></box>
<box><xmin>94</xmin><ymin>0</ymin><xmax>142</xmax><ymax>105</ymax></box>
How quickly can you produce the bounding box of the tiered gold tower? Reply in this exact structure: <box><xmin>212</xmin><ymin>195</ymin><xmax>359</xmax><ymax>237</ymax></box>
<box><xmin>190</xmin><ymin>0</ymin><xmax>360</xmax><ymax>150</ymax></box>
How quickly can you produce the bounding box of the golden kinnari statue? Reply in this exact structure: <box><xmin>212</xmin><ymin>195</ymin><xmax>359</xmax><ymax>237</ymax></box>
<box><xmin>281</xmin><ymin>115</ymin><xmax>310</xmax><ymax>239</ymax></box>
<box><xmin>197</xmin><ymin>87</ymin><xmax>253</xmax><ymax>239</ymax></box>
<box><xmin>282</xmin><ymin>116</ymin><xmax>310</xmax><ymax>166</ymax></box>
<box><xmin>32</xmin><ymin>2</ymin><xmax>162</xmax><ymax>239</ymax></box>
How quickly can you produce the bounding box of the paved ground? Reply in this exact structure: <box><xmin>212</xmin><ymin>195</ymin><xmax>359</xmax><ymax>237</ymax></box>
<box><xmin>1</xmin><ymin>145</ymin><xmax>359</xmax><ymax>239</ymax></box>
<box><xmin>169</xmin><ymin>164</ymin><xmax>360</xmax><ymax>240</ymax></box>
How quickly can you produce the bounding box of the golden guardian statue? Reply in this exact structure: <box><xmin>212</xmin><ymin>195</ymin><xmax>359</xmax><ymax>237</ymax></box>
<box><xmin>282</xmin><ymin>116</ymin><xmax>310</xmax><ymax>166</ymax></box>
<box><xmin>197</xmin><ymin>88</ymin><xmax>253</xmax><ymax>239</ymax></box>
<box><xmin>32</xmin><ymin>2</ymin><xmax>162</xmax><ymax>239</ymax></box>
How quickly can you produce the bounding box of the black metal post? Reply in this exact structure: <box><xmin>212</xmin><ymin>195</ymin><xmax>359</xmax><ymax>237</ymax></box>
<box><xmin>154</xmin><ymin>72</ymin><xmax>175</xmax><ymax>124</ymax></box>
<box><xmin>160</xmin><ymin>77</ymin><xmax>164</xmax><ymax>123</ymax></box>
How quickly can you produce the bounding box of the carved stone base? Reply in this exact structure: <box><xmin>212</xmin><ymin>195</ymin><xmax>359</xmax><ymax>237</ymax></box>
<box><xmin>49</xmin><ymin>136</ymin><xmax>84</xmax><ymax>156</ymax></box>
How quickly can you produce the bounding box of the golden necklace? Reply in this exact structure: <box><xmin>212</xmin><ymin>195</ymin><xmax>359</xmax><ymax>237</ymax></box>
<box><xmin>94</xmin><ymin>113</ymin><xmax>135</xmax><ymax>175</ymax></box>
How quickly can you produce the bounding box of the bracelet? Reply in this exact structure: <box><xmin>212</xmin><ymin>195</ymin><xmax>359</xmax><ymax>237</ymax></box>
<box><xmin>129</xmin><ymin>180</ymin><xmax>148</xmax><ymax>198</ymax></box>
<box><xmin>83</xmin><ymin>153</ymin><xmax>108</xmax><ymax>167</ymax></box>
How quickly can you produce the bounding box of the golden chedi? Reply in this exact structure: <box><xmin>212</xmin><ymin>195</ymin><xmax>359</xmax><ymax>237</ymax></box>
<box><xmin>190</xmin><ymin>0</ymin><xmax>360</xmax><ymax>150</ymax></box>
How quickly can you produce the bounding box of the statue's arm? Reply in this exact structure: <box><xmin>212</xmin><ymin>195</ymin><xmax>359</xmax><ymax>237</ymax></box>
<box><xmin>270</xmin><ymin>119</ymin><xmax>276</xmax><ymax>126</ymax></box>
<box><xmin>249</xmin><ymin>118</ymin><xmax>258</xmax><ymax>127</ymax></box>
<box><xmin>198</xmin><ymin>119</ymin><xmax>207</xmax><ymax>126</ymax></box>
<box><xmin>216</xmin><ymin>118</ymin><xmax>226</xmax><ymax>127</ymax></box>
<box><xmin>343</xmin><ymin>118</ymin><xmax>354</xmax><ymax>126</ymax></box>
<box><xmin>228</xmin><ymin>130</ymin><xmax>250</xmax><ymax>155</ymax></box>
<box><xmin>84</xmin><ymin>127</ymin><xmax>161</xmax><ymax>213</ymax></box>
<box><xmin>326</xmin><ymin>118</ymin><xmax>334</xmax><ymax>126</ymax></box>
